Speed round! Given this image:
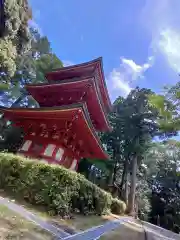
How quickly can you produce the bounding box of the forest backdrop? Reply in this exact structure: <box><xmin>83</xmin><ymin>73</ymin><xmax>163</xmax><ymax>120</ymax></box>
<box><xmin>0</xmin><ymin>0</ymin><xmax>180</xmax><ymax>234</ymax></box>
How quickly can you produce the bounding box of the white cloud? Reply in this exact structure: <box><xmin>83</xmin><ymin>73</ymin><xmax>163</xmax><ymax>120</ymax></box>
<box><xmin>107</xmin><ymin>57</ymin><xmax>153</xmax><ymax>97</ymax></box>
<box><xmin>108</xmin><ymin>69</ymin><xmax>131</xmax><ymax>96</ymax></box>
<box><xmin>62</xmin><ymin>57</ymin><xmax>153</xmax><ymax>98</ymax></box>
<box><xmin>141</xmin><ymin>0</ymin><xmax>180</xmax><ymax>74</ymax></box>
<box><xmin>158</xmin><ymin>29</ymin><xmax>180</xmax><ymax>73</ymax></box>
<box><xmin>121</xmin><ymin>57</ymin><xmax>153</xmax><ymax>80</ymax></box>
<box><xmin>63</xmin><ymin>60</ymin><xmax>74</xmax><ymax>67</ymax></box>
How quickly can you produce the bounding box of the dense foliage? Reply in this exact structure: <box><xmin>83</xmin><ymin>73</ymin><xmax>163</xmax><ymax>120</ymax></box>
<box><xmin>0</xmin><ymin>1</ymin><xmax>180</xmax><ymax>233</ymax></box>
<box><xmin>144</xmin><ymin>141</ymin><xmax>180</xmax><ymax>232</ymax></box>
<box><xmin>149</xmin><ymin>81</ymin><xmax>180</xmax><ymax>136</ymax></box>
<box><xmin>0</xmin><ymin>16</ymin><xmax>63</xmax><ymax>149</ymax></box>
<box><xmin>0</xmin><ymin>0</ymin><xmax>32</xmax><ymax>79</ymax></box>
<box><xmin>101</xmin><ymin>87</ymin><xmax>160</xmax><ymax>214</ymax></box>
<box><xmin>0</xmin><ymin>153</ymin><xmax>126</xmax><ymax>216</ymax></box>
<box><xmin>80</xmin><ymin>86</ymin><xmax>180</xmax><ymax>233</ymax></box>
<box><xmin>1</xmin><ymin>27</ymin><xmax>63</xmax><ymax>106</ymax></box>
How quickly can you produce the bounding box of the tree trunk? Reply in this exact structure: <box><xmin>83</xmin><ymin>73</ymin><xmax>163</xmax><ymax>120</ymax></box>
<box><xmin>118</xmin><ymin>160</ymin><xmax>128</xmax><ymax>200</ymax></box>
<box><xmin>112</xmin><ymin>149</ymin><xmax>118</xmax><ymax>184</ymax></box>
<box><xmin>119</xmin><ymin>158</ymin><xmax>129</xmax><ymax>190</ymax></box>
<box><xmin>124</xmin><ymin>173</ymin><xmax>129</xmax><ymax>205</ymax></box>
<box><xmin>127</xmin><ymin>155</ymin><xmax>137</xmax><ymax>215</ymax></box>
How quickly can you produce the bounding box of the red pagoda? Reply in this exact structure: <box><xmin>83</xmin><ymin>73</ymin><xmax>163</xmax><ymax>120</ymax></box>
<box><xmin>2</xmin><ymin>58</ymin><xmax>112</xmax><ymax>171</ymax></box>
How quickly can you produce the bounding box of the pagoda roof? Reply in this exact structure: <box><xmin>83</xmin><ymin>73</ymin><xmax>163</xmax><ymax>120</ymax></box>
<box><xmin>2</xmin><ymin>103</ymin><xmax>109</xmax><ymax>160</ymax></box>
<box><xmin>45</xmin><ymin>58</ymin><xmax>112</xmax><ymax>113</ymax></box>
<box><xmin>26</xmin><ymin>77</ymin><xmax>112</xmax><ymax>132</ymax></box>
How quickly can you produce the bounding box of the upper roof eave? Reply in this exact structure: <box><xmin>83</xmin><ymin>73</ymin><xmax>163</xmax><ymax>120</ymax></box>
<box><xmin>25</xmin><ymin>77</ymin><xmax>112</xmax><ymax>132</ymax></box>
<box><xmin>45</xmin><ymin>57</ymin><xmax>112</xmax><ymax>113</ymax></box>
<box><xmin>97</xmin><ymin>57</ymin><xmax>112</xmax><ymax>112</ymax></box>
<box><xmin>45</xmin><ymin>57</ymin><xmax>102</xmax><ymax>75</ymax></box>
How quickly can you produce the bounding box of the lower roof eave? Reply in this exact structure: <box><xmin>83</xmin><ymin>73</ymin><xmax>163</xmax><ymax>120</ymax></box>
<box><xmin>1</xmin><ymin>103</ymin><xmax>110</xmax><ymax>160</ymax></box>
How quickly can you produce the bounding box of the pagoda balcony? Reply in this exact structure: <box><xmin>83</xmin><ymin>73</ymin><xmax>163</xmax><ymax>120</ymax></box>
<box><xmin>2</xmin><ymin>103</ymin><xmax>109</xmax><ymax>171</ymax></box>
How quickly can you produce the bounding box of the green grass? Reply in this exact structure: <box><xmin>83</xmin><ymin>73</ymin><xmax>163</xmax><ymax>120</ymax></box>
<box><xmin>99</xmin><ymin>222</ymin><xmax>145</xmax><ymax>240</ymax></box>
<box><xmin>0</xmin><ymin>203</ymin><xmax>145</xmax><ymax>240</ymax></box>
<box><xmin>0</xmin><ymin>204</ymin><xmax>54</xmax><ymax>240</ymax></box>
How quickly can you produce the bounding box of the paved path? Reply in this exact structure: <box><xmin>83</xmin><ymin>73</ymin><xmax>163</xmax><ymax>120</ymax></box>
<box><xmin>1</xmin><ymin>196</ymin><xmax>179</xmax><ymax>239</ymax></box>
<box><xmin>63</xmin><ymin>218</ymin><xmax>131</xmax><ymax>240</ymax></box>
<box><xmin>0</xmin><ymin>196</ymin><xmax>131</xmax><ymax>239</ymax></box>
<box><xmin>0</xmin><ymin>196</ymin><xmax>70</xmax><ymax>239</ymax></box>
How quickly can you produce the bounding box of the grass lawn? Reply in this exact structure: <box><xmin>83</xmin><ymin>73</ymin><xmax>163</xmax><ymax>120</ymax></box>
<box><xmin>0</xmin><ymin>204</ymin><xmax>54</xmax><ymax>240</ymax></box>
<box><xmin>0</xmin><ymin>191</ymin><xmax>145</xmax><ymax>240</ymax></box>
<box><xmin>0</xmin><ymin>190</ymin><xmax>113</xmax><ymax>232</ymax></box>
<box><xmin>100</xmin><ymin>221</ymin><xmax>145</xmax><ymax>240</ymax></box>
<box><xmin>0</xmin><ymin>202</ymin><xmax>145</xmax><ymax>240</ymax></box>
<box><xmin>66</xmin><ymin>214</ymin><xmax>109</xmax><ymax>231</ymax></box>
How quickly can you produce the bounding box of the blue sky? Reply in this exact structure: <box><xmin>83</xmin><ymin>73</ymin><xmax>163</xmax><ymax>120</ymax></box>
<box><xmin>29</xmin><ymin>0</ymin><xmax>180</xmax><ymax>102</ymax></box>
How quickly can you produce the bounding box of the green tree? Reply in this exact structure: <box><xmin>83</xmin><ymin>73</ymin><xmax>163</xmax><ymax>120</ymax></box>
<box><xmin>4</xmin><ymin>28</ymin><xmax>63</xmax><ymax>106</ymax></box>
<box><xmin>144</xmin><ymin>141</ymin><xmax>180</xmax><ymax>232</ymax></box>
<box><xmin>0</xmin><ymin>0</ymin><xmax>32</xmax><ymax>82</ymax></box>
<box><xmin>0</xmin><ymin>27</ymin><xmax>63</xmax><ymax>150</ymax></box>
<box><xmin>101</xmin><ymin>87</ymin><xmax>161</xmax><ymax>214</ymax></box>
<box><xmin>149</xmin><ymin>81</ymin><xmax>180</xmax><ymax>136</ymax></box>
<box><xmin>35</xmin><ymin>53</ymin><xmax>63</xmax><ymax>83</ymax></box>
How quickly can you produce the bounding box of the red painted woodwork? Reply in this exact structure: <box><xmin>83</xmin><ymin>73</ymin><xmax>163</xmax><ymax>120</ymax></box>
<box><xmin>2</xmin><ymin>58</ymin><xmax>111</xmax><ymax>171</ymax></box>
<box><xmin>19</xmin><ymin>142</ymin><xmax>78</xmax><ymax>170</ymax></box>
<box><xmin>45</xmin><ymin>58</ymin><xmax>112</xmax><ymax>112</ymax></box>
<box><xmin>3</xmin><ymin>104</ymin><xmax>108</xmax><ymax>160</ymax></box>
<box><xmin>26</xmin><ymin>78</ymin><xmax>111</xmax><ymax>132</ymax></box>
<box><xmin>19</xmin><ymin>138</ymin><xmax>73</xmax><ymax>166</ymax></box>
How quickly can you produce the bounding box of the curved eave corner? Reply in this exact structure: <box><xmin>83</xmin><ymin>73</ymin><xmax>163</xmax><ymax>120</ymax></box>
<box><xmin>96</xmin><ymin>57</ymin><xmax>112</xmax><ymax>113</ymax></box>
<box><xmin>80</xmin><ymin>103</ymin><xmax>110</xmax><ymax>160</ymax></box>
<box><xmin>44</xmin><ymin>57</ymin><xmax>112</xmax><ymax>113</ymax></box>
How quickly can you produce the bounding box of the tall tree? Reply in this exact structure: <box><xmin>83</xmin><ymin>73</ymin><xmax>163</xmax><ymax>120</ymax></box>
<box><xmin>144</xmin><ymin>141</ymin><xmax>180</xmax><ymax>232</ymax></box>
<box><xmin>2</xmin><ymin>27</ymin><xmax>63</xmax><ymax>106</ymax></box>
<box><xmin>0</xmin><ymin>26</ymin><xmax>63</xmax><ymax>150</ymax></box>
<box><xmin>102</xmin><ymin>87</ymin><xmax>161</xmax><ymax>214</ymax></box>
<box><xmin>0</xmin><ymin>0</ymin><xmax>32</xmax><ymax>83</ymax></box>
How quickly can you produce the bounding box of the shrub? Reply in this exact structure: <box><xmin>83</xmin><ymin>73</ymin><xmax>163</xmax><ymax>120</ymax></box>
<box><xmin>111</xmin><ymin>198</ymin><xmax>126</xmax><ymax>215</ymax></box>
<box><xmin>0</xmin><ymin>153</ymin><xmax>125</xmax><ymax>216</ymax></box>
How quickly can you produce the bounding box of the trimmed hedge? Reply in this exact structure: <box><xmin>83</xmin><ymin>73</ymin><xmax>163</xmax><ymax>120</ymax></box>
<box><xmin>0</xmin><ymin>153</ymin><xmax>126</xmax><ymax>216</ymax></box>
<box><xmin>111</xmin><ymin>198</ymin><xmax>126</xmax><ymax>215</ymax></box>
